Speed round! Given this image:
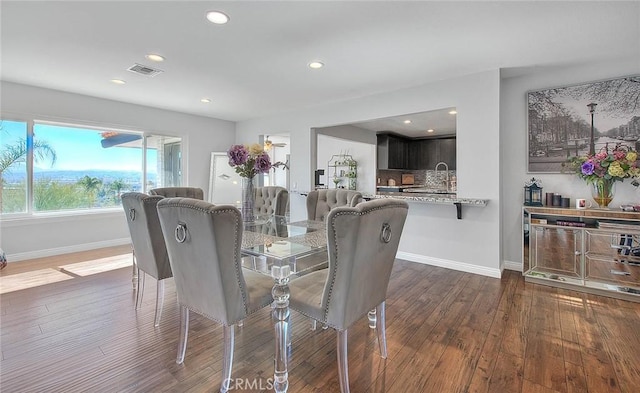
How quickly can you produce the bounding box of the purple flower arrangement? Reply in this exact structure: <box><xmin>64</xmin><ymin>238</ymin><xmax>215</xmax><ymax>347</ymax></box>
<box><xmin>227</xmin><ymin>143</ymin><xmax>274</xmax><ymax>179</ymax></box>
<box><xmin>567</xmin><ymin>143</ymin><xmax>639</xmax><ymax>186</ymax></box>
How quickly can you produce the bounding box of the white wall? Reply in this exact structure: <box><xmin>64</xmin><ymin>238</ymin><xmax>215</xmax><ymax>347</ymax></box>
<box><xmin>1</xmin><ymin>81</ymin><xmax>235</xmax><ymax>260</ymax></box>
<box><xmin>316</xmin><ymin>133</ymin><xmax>376</xmax><ymax>195</ymax></box>
<box><xmin>237</xmin><ymin>70</ymin><xmax>502</xmax><ymax>277</ymax></box>
<box><xmin>265</xmin><ymin>134</ymin><xmax>290</xmax><ymax>188</ymax></box>
<box><xmin>501</xmin><ymin>60</ymin><xmax>640</xmax><ymax>270</ymax></box>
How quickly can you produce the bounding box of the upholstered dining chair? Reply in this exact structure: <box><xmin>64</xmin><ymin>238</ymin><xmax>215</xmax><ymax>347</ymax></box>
<box><xmin>121</xmin><ymin>192</ymin><xmax>173</xmax><ymax>327</ymax></box>
<box><xmin>254</xmin><ymin>186</ymin><xmax>289</xmax><ymax>216</ymax></box>
<box><xmin>149</xmin><ymin>186</ymin><xmax>204</xmax><ymax>200</ymax></box>
<box><xmin>288</xmin><ymin>198</ymin><xmax>408</xmax><ymax>393</ymax></box>
<box><xmin>156</xmin><ymin>198</ymin><xmax>274</xmax><ymax>392</ymax></box>
<box><xmin>302</xmin><ymin>189</ymin><xmax>364</xmax><ymax>280</ymax></box>
<box><xmin>306</xmin><ymin>189</ymin><xmax>363</xmax><ymax>221</ymax></box>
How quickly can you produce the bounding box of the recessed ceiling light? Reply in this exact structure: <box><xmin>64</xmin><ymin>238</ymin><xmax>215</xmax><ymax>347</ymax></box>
<box><xmin>449</xmin><ymin>110</ymin><xmax>457</xmax><ymax>115</ymax></box>
<box><xmin>201</xmin><ymin>98</ymin><xmax>211</xmax><ymax>103</ymax></box>
<box><xmin>206</xmin><ymin>11</ymin><xmax>230</xmax><ymax>24</ymax></box>
<box><xmin>146</xmin><ymin>54</ymin><xmax>165</xmax><ymax>62</ymax></box>
<box><xmin>427</xmin><ymin>129</ymin><xmax>434</xmax><ymax>133</ymax></box>
<box><xmin>403</xmin><ymin>120</ymin><xmax>412</xmax><ymax>124</ymax></box>
<box><xmin>308</xmin><ymin>61</ymin><xmax>324</xmax><ymax>69</ymax></box>
<box><xmin>110</xmin><ymin>79</ymin><xmax>126</xmax><ymax>85</ymax></box>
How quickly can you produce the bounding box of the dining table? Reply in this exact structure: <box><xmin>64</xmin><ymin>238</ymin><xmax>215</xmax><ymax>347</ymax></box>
<box><xmin>240</xmin><ymin>215</ymin><xmax>328</xmax><ymax>393</ymax></box>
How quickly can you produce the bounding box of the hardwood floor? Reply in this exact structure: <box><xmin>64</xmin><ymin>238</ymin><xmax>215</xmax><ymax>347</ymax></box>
<box><xmin>2</xmin><ymin>246</ymin><xmax>640</xmax><ymax>392</ymax></box>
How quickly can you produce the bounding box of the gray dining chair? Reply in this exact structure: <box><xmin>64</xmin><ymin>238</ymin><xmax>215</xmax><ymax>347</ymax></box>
<box><xmin>302</xmin><ymin>189</ymin><xmax>364</xmax><ymax>281</ymax></box>
<box><xmin>156</xmin><ymin>197</ymin><xmax>274</xmax><ymax>393</ymax></box>
<box><xmin>149</xmin><ymin>187</ymin><xmax>204</xmax><ymax>200</ymax></box>
<box><xmin>306</xmin><ymin>189</ymin><xmax>363</xmax><ymax>221</ymax></box>
<box><xmin>121</xmin><ymin>192</ymin><xmax>173</xmax><ymax>327</ymax></box>
<box><xmin>288</xmin><ymin>198</ymin><xmax>408</xmax><ymax>393</ymax></box>
<box><xmin>254</xmin><ymin>186</ymin><xmax>289</xmax><ymax>216</ymax></box>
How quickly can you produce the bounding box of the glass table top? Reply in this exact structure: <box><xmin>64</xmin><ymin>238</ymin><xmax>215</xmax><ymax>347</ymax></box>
<box><xmin>241</xmin><ymin>215</ymin><xmax>328</xmax><ymax>273</ymax></box>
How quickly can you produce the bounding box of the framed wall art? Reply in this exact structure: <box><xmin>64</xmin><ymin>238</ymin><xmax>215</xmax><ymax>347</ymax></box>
<box><xmin>527</xmin><ymin>75</ymin><xmax>640</xmax><ymax>173</ymax></box>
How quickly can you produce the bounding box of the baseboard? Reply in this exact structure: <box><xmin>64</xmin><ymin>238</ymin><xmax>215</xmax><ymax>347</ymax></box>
<box><xmin>397</xmin><ymin>251</ymin><xmax>502</xmax><ymax>278</ymax></box>
<box><xmin>503</xmin><ymin>259</ymin><xmax>523</xmax><ymax>272</ymax></box>
<box><xmin>6</xmin><ymin>238</ymin><xmax>131</xmax><ymax>262</ymax></box>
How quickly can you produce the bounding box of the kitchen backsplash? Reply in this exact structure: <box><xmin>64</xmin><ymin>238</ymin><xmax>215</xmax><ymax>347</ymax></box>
<box><xmin>377</xmin><ymin>169</ymin><xmax>456</xmax><ymax>190</ymax></box>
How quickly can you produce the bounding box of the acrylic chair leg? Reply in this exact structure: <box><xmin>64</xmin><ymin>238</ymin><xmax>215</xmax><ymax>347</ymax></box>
<box><xmin>310</xmin><ymin>319</ymin><xmax>317</xmax><ymax>331</ymax></box>
<box><xmin>154</xmin><ymin>279</ymin><xmax>165</xmax><ymax>327</ymax></box>
<box><xmin>376</xmin><ymin>301</ymin><xmax>388</xmax><ymax>359</ymax></box>
<box><xmin>367</xmin><ymin>308</ymin><xmax>377</xmax><ymax>329</ymax></box>
<box><xmin>176</xmin><ymin>306</ymin><xmax>190</xmax><ymax>364</ymax></box>
<box><xmin>135</xmin><ymin>269</ymin><xmax>145</xmax><ymax>310</ymax></box>
<box><xmin>337</xmin><ymin>329</ymin><xmax>350</xmax><ymax>393</ymax></box>
<box><xmin>220</xmin><ymin>324</ymin><xmax>235</xmax><ymax>393</ymax></box>
<box><xmin>131</xmin><ymin>250</ymin><xmax>138</xmax><ymax>290</ymax></box>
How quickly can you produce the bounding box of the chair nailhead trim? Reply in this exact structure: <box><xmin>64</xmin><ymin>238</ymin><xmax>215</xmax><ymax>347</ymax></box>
<box><xmin>159</xmin><ymin>201</ymin><xmax>250</xmax><ymax>317</ymax></box>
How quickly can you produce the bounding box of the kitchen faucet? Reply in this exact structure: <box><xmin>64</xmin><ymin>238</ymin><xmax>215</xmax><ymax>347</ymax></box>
<box><xmin>434</xmin><ymin>162</ymin><xmax>449</xmax><ymax>191</ymax></box>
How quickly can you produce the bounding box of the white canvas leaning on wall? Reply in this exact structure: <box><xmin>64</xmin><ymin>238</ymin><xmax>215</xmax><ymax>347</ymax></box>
<box><xmin>209</xmin><ymin>152</ymin><xmax>242</xmax><ymax>207</ymax></box>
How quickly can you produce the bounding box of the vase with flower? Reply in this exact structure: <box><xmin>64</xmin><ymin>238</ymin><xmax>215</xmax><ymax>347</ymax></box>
<box><xmin>567</xmin><ymin>143</ymin><xmax>640</xmax><ymax>208</ymax></box>
<box><xmin>227</xmin><ymin>143</ymin><xmax>275</xmax><ymax>222</ymax></box>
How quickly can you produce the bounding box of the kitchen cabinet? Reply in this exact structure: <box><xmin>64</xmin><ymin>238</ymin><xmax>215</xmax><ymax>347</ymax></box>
<box><xmin>378</xmin><ymin>134</ymin><xmax>456</xmax><ymax>170</ymax></box>
<box><xmin>406</xmin><ymin>138</ymin><xmax>456</xmax><ymax>170</ymax></box>
<box><xmin>438</xmin><ymin>138</ymin><xmax>456</xmax><ymax>170</ymax></box>
<box><xmin>377</xmin><ymin>134</ymin><xmax>408</xmax><ymax>169</ymax></box>
<box><xmin>523</xmin><ymin>206</ymin><xmax>640</xmax><ymax>301</ymax></box>
<box><xmin>408</xmin><ymin>140</ymin><xmax>431</xmax><ymax>169</ymax></box>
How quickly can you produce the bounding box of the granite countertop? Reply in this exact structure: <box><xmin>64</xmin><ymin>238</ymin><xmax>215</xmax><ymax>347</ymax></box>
<box><xmin>292</xmin><ymin>189</ymin><xmax>487</xmax><ymax>206</ymax></box>
<box><xmin>366</xmin><ymin>192</ymin><xmax>488</xmax><ymax>206</ymax></box>
<box><xmin>291</xmin><ymin>189</ymin><xmax>487</xmax><ymax>219</ymax></box>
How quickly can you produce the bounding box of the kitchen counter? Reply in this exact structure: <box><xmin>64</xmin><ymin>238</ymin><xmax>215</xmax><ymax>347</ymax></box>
<box><xmin>370</xmin><ymin>192</ymin><xmax>486</xmax><ymax>205</ymax></box>
<box><xmin>292</xmin><ymin>190</ymin><xmax>488</xmax><ymax>219</ymax></box>
<box><xmin>367</xmin><ymin>191</ymin><xmax>488</xmax><ymax>219</ymax></box>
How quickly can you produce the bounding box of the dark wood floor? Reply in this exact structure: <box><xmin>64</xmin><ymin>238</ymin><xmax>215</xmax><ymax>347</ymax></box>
<box><xmin>2</xmin><ymin>247</ymin><xmax>640</xmax><ymax>392</ymax></box>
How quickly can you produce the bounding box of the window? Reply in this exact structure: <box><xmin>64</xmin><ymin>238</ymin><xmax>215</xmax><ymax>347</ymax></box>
<box><xmin>0</xmin><ymin>119</ymin><xmax>182</xmax><ymax>216</ymax></box>
<box><xmin>145</xmin><ymin>135</ymin><xmax>182</xmax><ymax>190</ymax></box>
<box><xmin>0</xmin><ymin>120</ymin><xmax>29</xmax><ymax>214</ymax></box>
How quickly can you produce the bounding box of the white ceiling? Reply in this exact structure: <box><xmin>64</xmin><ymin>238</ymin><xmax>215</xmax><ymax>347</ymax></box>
<box><xmin>1</xmin><ymin>1</ymin><xmax>638</xmax><ymax>125</ymax></box>
<box><xmin>350</xmin><ymin>107</ymin><xmax>457</xmax><ymax>138</ymax></box>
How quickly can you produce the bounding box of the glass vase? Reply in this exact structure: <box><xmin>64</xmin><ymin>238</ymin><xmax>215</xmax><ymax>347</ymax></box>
<box><xmin>591</xmin><ymin>178</ymin><xmax>616</xmax><ymax>208</ymax></box>
<box><xmin>241</xmin><ymin>176</ymin><xmax>256</xmax><ymax>222</ymax></box>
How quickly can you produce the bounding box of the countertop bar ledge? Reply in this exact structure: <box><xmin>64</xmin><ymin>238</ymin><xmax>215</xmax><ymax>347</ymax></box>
<box><xmin>369</xmin><ymin>193</ymin><xmax>487</xmax><ymax>219</ymax></box>
<box><xmin>292</xmin><ymin>190</ymin><xmax>487</xmax><ymax>219</ymax></box>
<box><xmin>368</xmin><ymin>192</ymin><xmax>488</xmax><ymax>206</ymax></box>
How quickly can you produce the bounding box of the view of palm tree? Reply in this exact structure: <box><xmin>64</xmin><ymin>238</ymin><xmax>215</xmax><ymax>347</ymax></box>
<box><xmin>0</xmin><ymin>121</ymin><xmax>165</xmax><ymax>214</ymax></box>
<box><xmin>77</xmin><ymin>175</ymin><xmax>103</xmax><ymax>206</ymax></box>
<box><xmin>1</xmin><ymin>125</ymin><xmax>57</xmax><ymax>212</ymax></box>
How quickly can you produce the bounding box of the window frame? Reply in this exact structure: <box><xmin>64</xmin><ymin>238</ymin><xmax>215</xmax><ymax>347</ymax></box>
<box><xmin>1</xmin><ymin>116</ymin><xmax>182</xmax><ymax>220</ymax></box>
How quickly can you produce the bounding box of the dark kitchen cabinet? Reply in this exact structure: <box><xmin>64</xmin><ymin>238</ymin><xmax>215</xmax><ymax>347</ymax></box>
<box><xmin>378</xmin><ymin>134</ymin><xmax>456</xmax><ymax>170</ymax></box>
<box><xmin>377</xmin><ymin>134</ymin><xmax>408</xmax><ymax>169</ymax></box>
<box><xmin>407</xmin><ymin>138</ymin><xmax>456</xmax><ymax>170</ymax></box>
<box><xmin>438</xmin><ymin>138</ymin><xmax>457</xmax><ymax>170</ymax></box>
<box><xmin>408</xmin><ymin>139</ymin><xmax>436</xmax><ymax>169</ymax></box>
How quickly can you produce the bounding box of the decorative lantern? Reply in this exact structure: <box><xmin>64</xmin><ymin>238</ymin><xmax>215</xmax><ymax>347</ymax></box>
<box><xmin>524</xmin><ymin>177</ymin><xmax>543</xmax><ymax>206</ymax></box>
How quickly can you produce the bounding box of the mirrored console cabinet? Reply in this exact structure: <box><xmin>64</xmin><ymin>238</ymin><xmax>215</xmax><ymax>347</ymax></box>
<box><xmin>523</xmin><ymin>206</ymin><xmax>640</xmax><ymax>302</ymax></box>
